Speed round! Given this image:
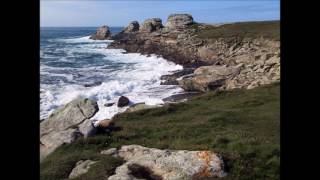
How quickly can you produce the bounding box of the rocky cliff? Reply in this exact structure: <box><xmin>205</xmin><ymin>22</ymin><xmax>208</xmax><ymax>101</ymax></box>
<box><xmin>108</xmin><ymin>14</ymin><xmax>280</xmax><ymax>92</ymax></box>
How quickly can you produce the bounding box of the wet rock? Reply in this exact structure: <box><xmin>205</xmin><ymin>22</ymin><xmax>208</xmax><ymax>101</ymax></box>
<box><xmin>117</xmin><ymin>96</ymin><xmax>130</xmax><ymax>107</ymax></box>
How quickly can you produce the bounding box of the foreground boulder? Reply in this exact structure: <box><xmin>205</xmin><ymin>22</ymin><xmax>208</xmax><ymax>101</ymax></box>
<box><xmin>104</xmin><ymin>145</ymin><xmax>226</xmax><ymax>179</ymax></box>
<box><xmin>90</xmin><ymin>25</ymin><xmax>111</xmax><ymax>40</ymax></box>
<box><xmin>124</xmin><ymin>21</ymin><xmax>140</xmax><ymax>33</ymax></box>
<box><xmin>179</xmin><ymin>65</ymin><xmax>240</xmax><ymax>92</ymax></box>
<box><xmin>40</xmin><ymin>98</ymin><xmax>98</xmax><ymax>136</ymax></box>
<box><xmin>117</xmin><ymin>96</ymin><xmax>130</xmax><ymax>107</ymax></box>
<box><xmin>165</xmin><ymin>14</ymin><xmax>194</xmax><ymax>30</ymax></box>
<box><xmin>69</xmin><ymin>160</ymin><xmax>97</xmax><ymax>179</ymax></box>
<box><xmin>140</xmin><ymin>18</ymin><xmax>163</xmax><ymax>32</ymax></box>
<box><xmin>40</xmin><ymin>98</ymin><xmax>99</xmax><ymax>161</ymax></box>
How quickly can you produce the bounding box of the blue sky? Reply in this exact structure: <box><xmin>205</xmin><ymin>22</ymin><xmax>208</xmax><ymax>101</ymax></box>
<box><xmin>40</xmin><ymin>0</ymin><xmax>280</xmax><ymax>27</ymax></box>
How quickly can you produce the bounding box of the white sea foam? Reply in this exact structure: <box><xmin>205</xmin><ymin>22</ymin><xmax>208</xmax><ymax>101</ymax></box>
<box><xmin>40</xmin><ymin>35</ymin><xmax>184</xmax><ymax>122</ymax></box>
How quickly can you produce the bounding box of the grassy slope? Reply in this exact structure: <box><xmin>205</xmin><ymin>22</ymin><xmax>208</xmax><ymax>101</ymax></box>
<box><xmin>41</xmin><ymin>83</ymin><xmax>280</xmax><ymax>180</ymax></box>
<box><xmin>192</xmin><ymin>20</ymin><xmax>280</xmax><ymax>41</ymax></box>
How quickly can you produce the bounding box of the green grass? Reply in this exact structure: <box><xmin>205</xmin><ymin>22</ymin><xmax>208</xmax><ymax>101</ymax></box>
<box><xmin>40</xmin><ymin>83</ymin><xmax>280</xmax><ymax>180</ymax></box>
<box><xmin>192</xmin><ymin>20</ymin><xmax>280</xmax><ymax>41</ymax></box>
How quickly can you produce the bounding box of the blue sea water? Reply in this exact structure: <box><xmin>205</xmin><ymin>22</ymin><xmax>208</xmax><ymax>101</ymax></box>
<box><xmin>40</xmin><ymin>27</ymin><xmax>183</xmax><ymax>123</ymax></box>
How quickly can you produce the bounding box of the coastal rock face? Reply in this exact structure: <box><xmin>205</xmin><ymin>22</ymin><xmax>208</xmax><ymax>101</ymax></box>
<box><xmin>198</xmin><ymin>46</ymin><xmax>218</xmax><ymax>62</ymax></box>
<box><xmin>117</xmin><ymin>96</ymin><xmax>130</xmax><ymax>107</ymax></box>
<box><xmin>90</xmin><ymin>25</ymin><xmax>111</xmax><ymax>40</ymax></box>
<box><xmin>140</xmin><ymin>18</ymin><xmax>163</xmax><ymax>32</ymax></box>
<box><xmin>165</xmin><ymin>14</ymin><xmax>194</xmax><ymax>29</ymax></box>
<box><xmin>179</xmin><ymin>65</ymin><xmax>240</xmax><ymax>92</ymax></box>
<box><xmin>40</xmin><ymin>98</ymin><xmax>99</xmax><ymax>161</ymax></box>
<box><xmin>69</xmin><ymin>160</ymin><xmax>97</xmax><ymax>179</ymax></box>
<box><xmin>124</xmin><ymin>21</ymin><xmax>140</xmax><ymax>33</ymax></box>
<box><xmin>105</xmin><ymin>145</ymin><xmax>226</xmax><ymax>179</ymax></box>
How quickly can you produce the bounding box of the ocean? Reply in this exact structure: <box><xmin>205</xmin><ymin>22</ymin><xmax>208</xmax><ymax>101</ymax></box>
<box><xmin>40</xmin><ymin>27</ymin><xmax>183</xmax><ymax>124</ymax></box>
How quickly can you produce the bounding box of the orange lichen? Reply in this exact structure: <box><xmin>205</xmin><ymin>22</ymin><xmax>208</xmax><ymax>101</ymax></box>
<box><xmin>192</xmin><ymin>151</ymin><xmax>214</xmax><ymax>179</ymax></box>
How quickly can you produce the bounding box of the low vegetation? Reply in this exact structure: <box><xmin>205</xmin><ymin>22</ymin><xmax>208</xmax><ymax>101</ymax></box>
<box><xmin>192</xmin><ymin>20</ymin><xmax>280</xmax><ymax>41</ymax></box>
<box><xmin>41</xmin><ymin>83</ymin><xmax>280</xmax><ymax>180</ymax></box>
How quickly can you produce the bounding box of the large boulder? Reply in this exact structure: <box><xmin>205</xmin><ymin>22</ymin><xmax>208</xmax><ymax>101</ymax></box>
<box><xmin>124</xmin><ymin>21</ymin><xmax>140</xmax><ymax>33</ymax></box>
<box><xmin>40</xmin><ymin>98</ymin><xmax>98</xmax><ymax>136</ymax></box>
<box><xmin>165</xmin><ymin>14</ymin><xmax>194</xmax><ymax>29</ymax></box>
<box><xmin>90</xmin><ymin>25</ymin><xmax>111</xmax><ymax>40</ymax></box>
<box><xmin>40</xmin><ymin>128</ymin><xmax>81</xmax><ymax>161</ymax></box>
<box><xmin>105</xmin><ymin>145</ymin><xmax>226</xmax><ymax>179</ymax></box>
<box><xmin>140</xmin><ymin>18</ymin><xmax>163</xmax><ymax>33</ymax></box>
<box><xmin>68</xmin><ymin>160</ymin><xmax>97</xmax><ymax>179</ymax></box>
<box><xmin>179</xmin><ymin>65</ymin><xmax>240</xmax><ymax>92</ymax></box>
<box><xmin>40</xmin><ymin>98</ymin><xmax>98</xmax><ymax>161</ymax></box>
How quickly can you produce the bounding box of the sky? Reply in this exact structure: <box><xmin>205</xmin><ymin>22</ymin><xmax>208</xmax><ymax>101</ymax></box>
<box><xmin>40</xmin><ymin>0</ymin><xmax>280</xmax><ymax>27</ymax></box>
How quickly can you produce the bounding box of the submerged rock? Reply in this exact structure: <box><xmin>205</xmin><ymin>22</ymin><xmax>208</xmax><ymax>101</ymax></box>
<box><xmin>105</xmin><ymin>145</ymin><xmax>226</xmax><ymax>179</ymax></box>
<box><xmin>117</xmin><ymin>96</ymin><xmax>130</xmax><ymax>107</ymax></box>
<box><xmin>68</xmin><ymin>160</ymin><xmax>97</xmax><ymax>179</ymax></box>
<box><xmin>90</xmin><ymin>25</ymin><xmax>111</xmax><ymax>40</ymax></box>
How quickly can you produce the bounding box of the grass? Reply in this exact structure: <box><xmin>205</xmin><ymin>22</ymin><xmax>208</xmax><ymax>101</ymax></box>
<box><xmin>192</xmin><ymin>20</ymin><xmax>280</xmax><ymax>41</ymax></box>
<box><xmin>40</xmin><ymin>83</ymin><xmax>280</xmax><ymax>180</ymax></box>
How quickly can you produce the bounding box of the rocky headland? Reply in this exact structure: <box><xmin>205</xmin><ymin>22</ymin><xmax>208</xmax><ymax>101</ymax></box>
<box><xmin>108</xmin><ymin>14</ymin><xmax>280</xmax><ymax>92</ymax></box>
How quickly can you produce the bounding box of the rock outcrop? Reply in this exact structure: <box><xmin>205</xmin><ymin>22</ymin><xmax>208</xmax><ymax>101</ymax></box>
<box><xmin>179</xmin><ymin>65</ymin><xmax>240</xmax><ymax>92</ymax></box>
<box><xmin>90</xmin><ymin>25</ymin><xmax>111</xmax><ymax>40</ymax></box>
<box><xmin>165</xmin><ymin>14</ymin><xmax>194</xmax><ymax>30</ymax></box>
<box><xmin>140</xmin><ymin>18</ymin><xmax>163</xmax><ymax>33</ymax></box>
<box><xmin>124</xmin><ymin>21</ymin><xmax>140</xmax><ymax>33</ymax></box>
<box><xmin>102</xmin><ymin>145</ymin><xmax>226</xmax><ymax>179</ymax></box>
<box><xmin>69</xmin><ymin>160</ymin><xmax>97</xmax><ymax>179</ymax></box>
<box><xmin>40</xmin><ymin>98</ymin><xmax>99</xmax><ymax>161</ymax></box>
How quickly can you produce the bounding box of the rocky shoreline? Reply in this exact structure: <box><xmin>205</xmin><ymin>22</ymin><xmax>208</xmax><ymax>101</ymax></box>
<box><xmin>40</xmin><ymin>14</ymin><xmax>280</xmax><ymax>179</ymax></box>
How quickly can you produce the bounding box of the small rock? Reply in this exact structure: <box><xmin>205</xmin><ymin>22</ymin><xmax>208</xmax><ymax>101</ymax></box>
<box><xmin>104</xmin><ymin>102</ymin><xmax>115</xmax><ymax>107</ymax></box>
<box><xmin>68</xmin><ymin>160</ymin><xmax>97</xmax><ymax>179</ymax></box>
<box><xmin>97</xmin><ymin>119</ymin><xmax>114</xmax><ymax>128</ymax></box>
<box><xmin>117</xmin><ymin>96</ymin><xmax>130</xmax><ymax>107</ymax></box>
<box><xmin>101</xmin><ymin>148</ymin><xmax>117</xmax><ymax>156</ymax></box>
